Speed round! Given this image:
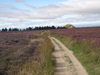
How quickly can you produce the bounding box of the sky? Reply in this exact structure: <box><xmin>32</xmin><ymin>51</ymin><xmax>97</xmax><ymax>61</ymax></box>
<box><xmin>0</xmin><ymin>0</ymin><xmax>100</xmax><ymax>29</ymax></box>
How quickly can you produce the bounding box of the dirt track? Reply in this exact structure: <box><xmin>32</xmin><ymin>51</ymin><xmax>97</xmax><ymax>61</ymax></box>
<box><xmin>49</xmin><ymin>37</ymin><xmax>88</xmax><ymax>75</ymax></box>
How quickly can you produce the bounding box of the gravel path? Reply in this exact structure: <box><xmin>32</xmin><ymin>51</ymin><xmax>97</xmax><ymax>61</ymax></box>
<box><xmin>49</xmin><ymin>37</ymin><xmax>88</xmax><ymax>75</ymax></box>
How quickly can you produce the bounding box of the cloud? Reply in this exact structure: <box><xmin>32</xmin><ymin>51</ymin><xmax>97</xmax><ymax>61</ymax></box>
<box><xmin>25</xmin><ymin>4</ymin><xmax>37</xmax><ymax>9</ymax></box>
<box><xmin>38</xmin><ymin>0</ymin><xmax>100</xmax><ymax>15</ymax></box>
<box><xmin>15</xmin><ymin>0</ymin><xmax>24</xmax><ymax>2</ymax></box>
<box><xmin>0</xmin><ymin>18</ymin><xmax>23</xmax><ymax>23</ymax></box>
<box><xmin>0</xmin><ymin>4</ymin><xmax>17</xmax><ymax>9</ymax></box>
<box><xmin>0</xmin><ymin>10</ymin><xmax>62</xmax><ymax>19</ymax></box>
<box><xmin>0</xmin><ymin>0</ymin><xmax>100</xmax><ymax>28</ymax></box>
<box><xmin>1</xmin><ymin>0</ymin><xmax>100</xmax><ymax>19</ymax></box>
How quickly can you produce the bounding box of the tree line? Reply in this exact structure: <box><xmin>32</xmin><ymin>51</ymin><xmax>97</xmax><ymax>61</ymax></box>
<box><xmin>1</xmin><ymin>26</ymin><xmax>66</xmax><ymax>32</ymax></box>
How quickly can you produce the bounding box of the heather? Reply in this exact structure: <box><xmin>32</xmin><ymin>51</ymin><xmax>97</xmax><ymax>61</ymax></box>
<box><xmin>0</xmin><ymin>31</ymin><xmax>54</xmax><ymax>75</ymax></box>
<box><xmin>50</xmin><ymin>27</ymin><xmax>100</xmax><ymax>75</ymax></box>
<box><xmin>50</xmin><ymin>27</ymin><xmax>100</xmax><ymax>46</ymax></box>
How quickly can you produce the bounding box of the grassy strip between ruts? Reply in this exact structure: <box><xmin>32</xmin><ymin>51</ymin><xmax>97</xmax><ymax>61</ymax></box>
<box><xmin>18</xmin><ymin>34</ymin><xmax>54</xmax><ymax>75</ymax></box>
<box><xmin>51</xmin><ymin>34</ymin><xmax>100</xmax><ymax>75</ymax></box>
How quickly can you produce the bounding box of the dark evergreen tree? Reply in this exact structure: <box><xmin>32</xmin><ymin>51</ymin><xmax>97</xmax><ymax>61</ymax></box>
<box><xmin>5</xmin><ymin>28</ymin><xmax>7</xmax><ymax>31</ymax></box>
<box><xmin>2</xmin><ymin>28</ymin><xmax>7</xmax><ymax>32</ymax></box>
<box><xmin>2</xmin><ymin>28</ymin><xmax>5</xmax><ymax>32</ymax></box>
<box><xmin>12</xmin><ymin>28</ymin><xmax>19</xmax><ymax>31</ymax></box>
<box><xmin>9</xmin><ymin>28</ymin><xmax>12</xmax><ymax>31</ymax></box>
<box><xmin>26</xmin><ymin>27</ymin><xmax>33</xmax><ymax>30</ymax></box>
<box><xmin>51</xmin><ymin>26</ymin><xmax>56</xmax><ymax>29</ymax></box>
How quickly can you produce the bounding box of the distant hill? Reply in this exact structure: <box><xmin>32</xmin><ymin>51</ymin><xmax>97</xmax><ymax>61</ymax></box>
<box><xmin>64</xmin><ymin>24</ymin><xmax>75</xmax><ymax>28</ymax></box>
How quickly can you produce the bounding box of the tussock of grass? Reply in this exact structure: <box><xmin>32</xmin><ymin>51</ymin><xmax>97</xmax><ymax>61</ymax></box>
<box><xmin>52</xmin><ymin>34</ymin><xmax>100</xmax><ymax>75</ymax></box>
